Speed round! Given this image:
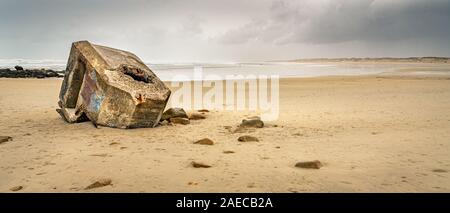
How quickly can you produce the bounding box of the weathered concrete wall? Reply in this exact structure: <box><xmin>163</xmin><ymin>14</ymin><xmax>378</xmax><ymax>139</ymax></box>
<box><xmin>57</xmin><ymin>41</ymin><xmax>171</xmax><ymax>128</ymax></box>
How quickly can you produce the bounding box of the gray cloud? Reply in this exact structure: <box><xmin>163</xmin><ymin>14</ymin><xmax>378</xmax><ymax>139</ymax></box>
<box><xmin>179</xmin><ymin>15</ymin><xmax>204</xmax><ymax>36</ymax></box>
<box><xmin>0</xmin><ymin>0</ymin><xmax>449</xmax><ymax>62</ymax></box>
<box><xmin>218</xmin><ymin>0</ymin><xmax>450</xmax><ymax>45</ymax></box>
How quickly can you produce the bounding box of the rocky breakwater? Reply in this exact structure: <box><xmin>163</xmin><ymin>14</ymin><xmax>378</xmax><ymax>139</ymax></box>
<box><xmin>0</xmin><ymin>65</ymin><xmax>64</xmax><ymax>78</ymax></box>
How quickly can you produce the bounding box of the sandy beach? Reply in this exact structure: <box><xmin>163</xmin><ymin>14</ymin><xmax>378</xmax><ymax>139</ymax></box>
<box><xmin>1</xmin><ymin>72</ymin><xmax>450</xmax><ymax>192</ymax></box>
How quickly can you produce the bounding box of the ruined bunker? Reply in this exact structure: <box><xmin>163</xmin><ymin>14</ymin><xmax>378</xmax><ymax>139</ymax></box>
<box><xmin>57</xmin><ymin>41</ymin><xmax>171</xmax><ymax>128</ymax></box>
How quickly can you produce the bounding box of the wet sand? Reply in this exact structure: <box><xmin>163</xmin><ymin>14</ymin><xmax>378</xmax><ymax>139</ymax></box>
<box><xmin>1</xmin><ymin>73</ymin><xmax>450</xmax><ymax>192</ymax></box>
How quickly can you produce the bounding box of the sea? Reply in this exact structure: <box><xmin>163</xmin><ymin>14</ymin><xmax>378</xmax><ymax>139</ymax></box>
<box><xmin>1</xmin><ymin>59</ymin><xmax>449</xmax><ymax>81</ymax></box>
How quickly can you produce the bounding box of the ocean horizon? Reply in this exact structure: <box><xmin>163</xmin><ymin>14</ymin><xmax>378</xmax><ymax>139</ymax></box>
<box><xmin>1</xmin><ymin>59</ymin><xmax>449</xmax><ymax>81</ymax></box>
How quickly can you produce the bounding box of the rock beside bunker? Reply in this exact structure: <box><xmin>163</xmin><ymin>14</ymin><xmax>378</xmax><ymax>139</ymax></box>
<box><xmin>169</xmin><ymin>117</ymin><xmax>190</xmax><ymax>125</ymax></box>
<box><xmin>161</xmin><ymin>108</ymin><xmax>188</xmax><ymax>121</ymax></box>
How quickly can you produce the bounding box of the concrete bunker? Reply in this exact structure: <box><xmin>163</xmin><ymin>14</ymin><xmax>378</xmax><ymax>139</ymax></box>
<box><xmin>57</xmin><ymin>41</ymin><xmax>171</xmax><ymax>128</ymax></box>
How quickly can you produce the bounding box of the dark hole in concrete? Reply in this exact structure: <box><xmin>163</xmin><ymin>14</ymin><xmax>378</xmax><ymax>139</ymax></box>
<box><xmin>120</xmin><ymin>65</ymin><xmax>152</xmax><ymax>83</ymax></box>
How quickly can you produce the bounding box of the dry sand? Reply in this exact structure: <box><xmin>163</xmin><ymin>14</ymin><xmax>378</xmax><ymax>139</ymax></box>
<box><xmin>1</xmin><ymin>73</ymin><xmax>450</xmax><ymax>192</ymax></box>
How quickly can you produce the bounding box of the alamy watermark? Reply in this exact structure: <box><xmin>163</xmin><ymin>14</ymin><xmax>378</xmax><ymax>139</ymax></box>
<box><xmin>168</xmin><ymin>66</ymin><xmax>279</xmax><ymax>121</ymax></box>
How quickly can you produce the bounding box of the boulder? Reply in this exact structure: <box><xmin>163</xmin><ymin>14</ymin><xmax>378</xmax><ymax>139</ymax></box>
<box><xmin>14</xmin><ymin>65</ymin><xmax>24</xmax><ymax>71</ymax></box>
<box><xmin>161</xmin><ymin>107</ymin><xmax>188</xmax><ymax>121</ymax></box>
<box><xmin>45</xmin><ymin>70</ymin><xmax>59</xmax><ymax>78</ymax></box>
<box><xmin>35</xmin><ymin>71</ymin><xmax>46</xmax><ymax>78</ymax></box>
<box><xmin>0</xmin><ymin>69</ymin><xmax>11</xmax><ymax>78</ymax></box>
<box><xmin>57</xmin><ymin>41</ymin><xmax>171</xmax><ymax>128</ymax></box>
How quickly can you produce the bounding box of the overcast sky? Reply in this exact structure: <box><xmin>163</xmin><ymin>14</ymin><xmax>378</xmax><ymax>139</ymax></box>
<box><xmin>0</xmin><ymin>0</ymin><xmax>449</xmax><ymax>62</ymax></box>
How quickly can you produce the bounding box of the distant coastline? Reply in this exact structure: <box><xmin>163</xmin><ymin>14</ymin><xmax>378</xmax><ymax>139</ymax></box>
<box><xmin>285</xmin><ymin>57</ymin><xmax>450</xmax><ymax>64</ymax></box>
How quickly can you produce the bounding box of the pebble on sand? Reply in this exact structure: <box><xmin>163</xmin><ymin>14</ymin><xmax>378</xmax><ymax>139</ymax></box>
<box><xmin>223</xmin><ymin>150</ymin><xmax>235</xmax><ymax>154</ymax></box>
<box><xmin>240</xmin><ymin>116</ymin><xmax>264</xmax><ymax>128</ymax></box>
<box><xmin>84</xmin><ymin>178</ymin><xmax>112</xmax><ymax>190</ymax></box>
<box><xmin>238</xmin><ymin>135</ymin><xmax>259</xmax><ymax>142</ymax></box>
<box><xmin>0</xmin><ymin>136</ymin><xmax>13</xmax><ymax>144</ymax></box>
<box><xmin>191</xmin><ymin>161</ymin><xmax>211</xmax><ymax>168</ymax></box>
<box><xmin>295</xmin><ymin>160</ymin><xmax>323</xmax><ymax>169</ymax></box>
<box><xmin>194</xmin><ymin>138</ymin><xmax>214</xmax><ymax>145</ymax></box>
<box><xmin>198</xmin><ymin>109</ymin><xmax>210</xmax><ymax>113</ymax></box>
<box><xmin>10</xmin><ymin>186</ymin><xmax>23</xmax><ymax>191</ymax></box>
